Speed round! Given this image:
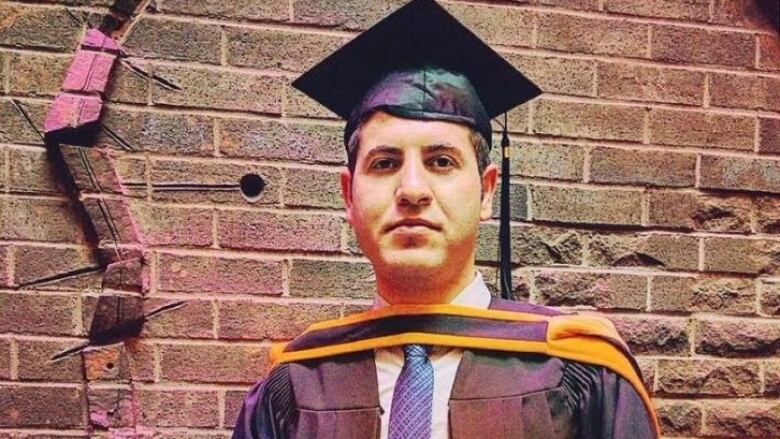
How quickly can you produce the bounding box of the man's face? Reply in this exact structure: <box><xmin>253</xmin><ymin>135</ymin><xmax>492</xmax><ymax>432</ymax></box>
<box><xmin>340</xmin><ymin>111</ymin><xmax>497</xmax><ymax>281</ymax></box>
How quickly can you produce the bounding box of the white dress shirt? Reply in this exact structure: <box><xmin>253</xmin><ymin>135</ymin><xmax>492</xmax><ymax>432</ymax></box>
<box><xmin>373</xmin><ymin>272</ymin><xmax>493</xmax><ymax>439</ymax></box>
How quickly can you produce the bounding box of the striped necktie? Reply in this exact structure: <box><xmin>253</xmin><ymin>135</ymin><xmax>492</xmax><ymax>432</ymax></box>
<box><xmin>388</xmin><ymin>344</ymin><xmax>434</xmax><ymax>439</ymax></box>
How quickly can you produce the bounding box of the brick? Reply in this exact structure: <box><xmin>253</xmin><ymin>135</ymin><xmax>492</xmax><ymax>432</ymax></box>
<box><xmin>588</xmin><ymin>233</ymin><xmax>698</xmax><ymax>271</ymax></box>
<box><xmin>604</xmin><ymin>0</ymin><xmax>709</xmax><ymax>21</ymax></box>
<box><xmin>636</xmin><ymin>356</ymin><xmax>655</xmax><ymax>390</ymax></box>
<box><xmin>650</xmin><ymin>109</ymin><xmax>755</xmax><ymax>150</ymax></box>
<box><xmin>654</xmin><ymin>400</ymin><xmax>702</xmax><ymax>437</ymax></box>
<box><xmin>759</xmin><ymin>118</ymin><xmax>780</xmax><ymax>154</ymax></box>
<box><xmin>8</xmin><ymin>146</ymin><xmax>65</xmax><ymax>194</ymax></box>
<box><xmin>59</xmin><ymin>145</ymin><xmax>125</xmax><ymax>194</ymax></box>
<box><xmin>220</xmin><ymin>118</ymin><xmax>343</xmax><ymax>164</ymax></box>
<box><xmin>13</xmin><ymin>245</ymin><xmax>99</xmax><ymax>291</ymax></box>
<box><xmin>534</xmin><ymin>100</ymin><xmax>645</xmax><ymax>142</ymax></box>
<box><xmin>476</xmin><ymin>223</ymin><xmax>585</xmax><ymax>266</ymax></box>
<box><xmin>500</xmin><ymin>104</ymin><xmax>529</xmax><ymax>135</ymax></box>
<box><xmin>150</xmin><ymin>159</ymin><xmax>281</xmax><ymax>205</ymax></box>
<box><xmin>219</xmin><ymin>301</ymin><xmax>342</xmax><ymax>340</ymax></box>
<box><xmin>225</xmin><ymin>390</ymin><xmax>246</xmax><ymax>427</ymax></box>
<box><xmin>703</xmin><ymin>236</ymin><xmax>780</xmax><ymax>275</ymax></box>
<box><xmin>0</xmin><ymin>246</ymin><xmax>9</xmax><ymax>288</ymax></box>
<box><xmin>0</xmin><ymin>340</ymin><xmax>10</xmax><ymax>379</ymax></box>
<box><xmin>61</xmin><ymin>51</ymin><xmax>115</xmax><ymax>95</ymax></box>
<box><xmin>151</xmin><ymin>65</ymin><xmax>284</xmax><ymax>114</ymax></box>
<box><xmin>648</xmin><ymin>191</ymin><xmax>752</xmax><ymax>233</ymax></box>
<box><xmin>142</xmin><ymin>298</ymin><xmax>214</xmax><ymax>338</ymax></box>
<box><xmin>161</xmin><ymin>343</ymin><xmax>267</xmax><ymax>383</ymax></box>
<box><xmin>590</xmin><ymin>147</ymin><xmax>695</xmax><ymax>188</ymax></box>
<box><xmin>0</xmin><ymin>293</ymin><xmax>78</xmax><ymax>335</ymax></box>
<box><xmin>537</xmin><ymin>0</ymin><xmax>597</xmax><ymax>10</ymax></box>
<box><xmin>106</xmin><ymin>59</ymin><xmax>149</xmax><ymax>104</ymax></box>
<box><xmin>767</xmin><ymin>361</ymin><xmax>780</xmax><ymax>395</ymax></box>
<box><xmin>43</xmin><ymin>93</ymin><xmax>102</xmax><ymax>136</ymax></box>
<box><xmin>98</xmin><ymin>108</ymin><xmax>213</xmax><ymax>156</ymax></box>
<box><xmin>711</xmin><ymin>0</ymin><xmax>777</xmax><ymax>29</ymax></box>
<box><xmin>8</xmin><ymin>52</ymin><xmax>70</xmax><ymax>97</ymax></box>
<box><xmin>537</xmin><ymin>14</ymin><xmax>648</xmax><ymax>58</ymax></box>
<box><xmin>158</xmin><ymin>253</ymin><xmax>284</xmax><ymax>295</ymax></box>
<box><xmin>756</xmin><ymin>196</ymin><xmax>780</xmax><ymax>233</ymax></box>
<box><xmin>17</xmin><ymin>339</ymin><xmax>83</xmax><ymax>381</ymax></box>
<box><xmin>284</xmin><ymin>84</ymin><xmax>339</xmax><ymax>119</ymax></box>
<box><xmin>0</xmin><ymin>99</ymin><xmax>46</xmax><ymax>145</ymax></box>
<box><xmin>758</xmin><ymin>34</ymin><xmax>780</xmax><ymax>72</ymax></box>
<box><xmin>651</xmin><ymin>26</ymin><xmax>755</xmax><ymax>68</ymax></box>
<box><xmin>139</xmin><ymin>389</ymin><xmax>219</xmax><ymax>427</ymax></box>
<box><xmin>702</xmin><ymin>401</ymin><xmax>780</xmax><ymax>437</ymax></box>
<box><xmin>289</xmin><ymin>259</ymin><xmax>375</xmax><ymax>299</ymax></box>
<box><xmin>695</xmin><ymin>316</ymin><xmax>780</xmax><ymax>356</ymax></box>
<box><xmin>0</xmin><ymin>4</ymin><xmax>83</xmax><ymax>51</ymax></box>
<box><xmin>534</xmin><ymin>270</ymin><xmax>647</xmax><ymax>310</ymax></box>
<box><xmin>610</xmin><ymin>315</ymin><xmax>690</xmax><ymax>355</ymax></box>
<box><xmin>441</xmin><ymin>3</ymin><xmax>534</xmax><ymax>47</ymax></box>
<box><xmin>81</xmin><ymin>197</ymin><xmax>141</xmax><ymax>246</ymax></box>
<box><xmin>652</xmin><ymin>276</ymin><xmax>755</xmax><ymax>315</ymax></box>
<box><xmin>283</xmin><ymin>167</ymin><xmax>342</xmax><ymax>208</ymax></box>
<box><xmin>504</xmin><ymin>54</ymin><xmax>594</xmax><ymax>97</ymax></box>
<box><xmin>160</xmin><ymin>0</ymin><xmax>289</xmax><ymax>21</ymax></box>
<box><xmin>126</xmin><ymin>340</ymin><xmax>156</xmax><ymax>382</ymax></box>
<box><xmin>87</xmin><ymin>386</ymin><xmax>135</xmax><ymax>429</ymax></box>
<box><xmin>596</xmin><ymin>62</ymin><xmax>704</xmax><ymax>105</ymax></box>
<box><xmin>657</xmin><ymin>359</ymin><xmax>760</xmax><ymax>396</ymax></box>
<box><xmin>761</xmin><ymin>279</ymin><xmax>780</xmax><ymax>316</ymax></box>
<box><xmin>83</xmin><ymin>343</ymin><xmax>132</xmax><ymax>382</ymax></box>
<box><xmin>489</xmin><ymin>182</ymin><xmax>528</xmax><ymax>221</ymax></box>
<box><xmin>702</xmin><ymin>155</ymin><xmax>780</xmax><ymax>193</ymax></box>
<box><xmin>530</xmin><ymin>185</ymin><xmax>642</xmax><ymax>226</ymax></box>
<box><xmin>132</xmin><ymin>203</ymin><xmax>213</xmax><ymax>247</ymax></box>
<box><xmin>227</xmin><ymin>28</ymin><xmax>346</xmax><ymax>72</ymax></box>
<box><xmin>0</xmin><ymin>385</ymin><xmax>85</xmax><ymax>427</ymax></box>
<box><xmin>505</xmin><ymin>143</ymin><xmax>584</xmax><ymax>181</ymax></box>
<box><xmin>115</xmin><ymin>156</ymin><xmax>147</xmax><ymax>198</ymax></box>
<box><xmin>291</xmin><ymin>0</ymin><xmax>409</xmax><ymax>30</ymax></box>
<box><xmin>218</xmin><ymin>210</ymin><xmax>342</xmax><ymax>252</ymax></box>
<box><xmin>710</xmin><ymin>73</ymin><xmax>780</xmax><ymax>112</ymax></box>
<box><xmin>0</xmin><ymin>198</ymin><xmax>85</xmax><ymax>243</ymax></box>
<box><xmin>124</xmin><ymin>17</ymin><xmax>221</xmax><ymax>64</ymax></box>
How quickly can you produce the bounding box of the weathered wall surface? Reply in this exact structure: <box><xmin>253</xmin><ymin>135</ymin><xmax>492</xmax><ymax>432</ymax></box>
<box><xmin>0</xmin><ymin>0</ymin><xmax>779</xmax><ymax>437</ymax></box>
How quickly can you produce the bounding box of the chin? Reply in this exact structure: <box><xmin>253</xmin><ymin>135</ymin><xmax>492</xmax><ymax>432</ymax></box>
<box><xmin>379</xmin><ymin>248</ymin><xmax>446</xmax><ymax>274</ymax></box>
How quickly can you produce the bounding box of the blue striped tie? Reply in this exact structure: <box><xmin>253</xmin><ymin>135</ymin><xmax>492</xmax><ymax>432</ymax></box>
<box><xmin>389</xmin><ymin>344</ymin><xmax>434</xmax><ymax>439</ymax></box>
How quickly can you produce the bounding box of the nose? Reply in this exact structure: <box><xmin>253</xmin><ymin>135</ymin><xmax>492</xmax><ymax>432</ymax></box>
<box><xmin>395</xmin><ymin>158</ymin><xmax>432</xmax><ymax>207</ymax></box>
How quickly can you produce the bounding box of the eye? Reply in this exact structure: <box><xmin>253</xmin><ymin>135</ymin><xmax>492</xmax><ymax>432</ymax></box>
<box><xmin>370</xmin><ymin>158</ymin><xmax>398</xmax><ymax>171</ymax></box>
<box><xmin>429</xmin><ymin>155</ymin><xmax>456</xmax><ymax>169</ymax></box>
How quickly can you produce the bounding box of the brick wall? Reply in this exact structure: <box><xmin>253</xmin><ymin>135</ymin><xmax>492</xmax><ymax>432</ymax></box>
<box><xmin>0</xmin><ymin>0</ymin><xmax>779</xmax><ymax>437</ymax></box>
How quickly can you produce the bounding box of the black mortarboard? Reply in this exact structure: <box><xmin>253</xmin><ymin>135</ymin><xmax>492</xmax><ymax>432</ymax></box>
<box><xmin>292</xmin><ymin>0</ymin><xmax>542</xmax><ymax>299</ymax></box>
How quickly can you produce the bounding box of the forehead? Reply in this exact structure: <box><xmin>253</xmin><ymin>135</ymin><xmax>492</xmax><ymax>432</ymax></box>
<box><xmin>356</xmin><ymin>111</ymin><xmax>473</xmax><ymax>155</ymax></box>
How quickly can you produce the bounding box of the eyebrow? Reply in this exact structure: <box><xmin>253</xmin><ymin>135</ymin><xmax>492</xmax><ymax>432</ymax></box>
<box><xmin>423</xmin><ymin>143</ymin><xmax>463</xmax><ymax>159</ymax></box>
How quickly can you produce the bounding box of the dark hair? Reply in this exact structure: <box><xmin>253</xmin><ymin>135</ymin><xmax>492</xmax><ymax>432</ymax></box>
<box><xmin>346</xmin><ymin>122</ymin><xmax>491</xmax><ymax>176</ymax></box>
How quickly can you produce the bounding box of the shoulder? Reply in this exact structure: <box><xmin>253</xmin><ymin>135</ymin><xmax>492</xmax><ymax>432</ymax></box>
<box><xmin>489</xmin><ymin>297</ymin><xmax>565</xmax><ymax>316</ymax></box>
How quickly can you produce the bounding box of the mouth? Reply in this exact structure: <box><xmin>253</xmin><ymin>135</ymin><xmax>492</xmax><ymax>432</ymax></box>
<box><xmin>386</xmin><ymin>218</ymin><xmax>441</xmax><ymax>232</ymax></box>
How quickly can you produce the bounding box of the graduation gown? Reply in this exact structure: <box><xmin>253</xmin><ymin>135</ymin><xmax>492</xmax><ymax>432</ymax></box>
<box><xmin>232</xmin><ymin>298</ymin><xmax>658</xmax><ymax>439</ymax></box>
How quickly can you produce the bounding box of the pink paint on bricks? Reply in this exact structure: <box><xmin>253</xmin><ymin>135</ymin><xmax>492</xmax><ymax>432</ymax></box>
<box><xmin>62</xmin><ymin>51</ymin><xmax>117</xmax><ymax>95</ymax></box>
<box><xmin>82</xmin><ymin>28</ymin><xmax>123</xmax><ymax>54</ymax></box>
<box><xmin>43</xmin><ymin>93</ymin><xmax>103</xmax><ymax>133</ymax></box>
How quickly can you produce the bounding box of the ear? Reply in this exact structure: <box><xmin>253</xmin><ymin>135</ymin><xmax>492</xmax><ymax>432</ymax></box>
<box><xmin>340</xmin><ymin>167</ymin><xmax>355</xmax><ymax>225</ymax></box>
<box><xmin>479</xmin><ymin>163</ymin><xmax>498</xmax><ymax>221</ymax></box>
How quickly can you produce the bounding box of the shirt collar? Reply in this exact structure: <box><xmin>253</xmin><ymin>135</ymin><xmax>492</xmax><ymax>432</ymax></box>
<box><xmin>372</xmin><ymin>271</ymin><xmax>492</xmax><ymax>310</ymax></box>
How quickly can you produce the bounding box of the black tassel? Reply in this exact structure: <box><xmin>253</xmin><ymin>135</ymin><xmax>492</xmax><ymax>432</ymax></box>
<box><xmin>499</xmin><ymin>114</ymin><xmax>512</xmax><ymax>300</ymax></box>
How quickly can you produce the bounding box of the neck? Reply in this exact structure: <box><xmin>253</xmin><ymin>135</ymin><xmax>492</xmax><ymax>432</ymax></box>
<box><xmin>375</xmin><ymin>260</ymin><xmax>477</xmax><ymax>305</ymax></box>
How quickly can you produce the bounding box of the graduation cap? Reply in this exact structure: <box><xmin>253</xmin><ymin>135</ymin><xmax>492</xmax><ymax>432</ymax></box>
<box><xmin>293</xmin><ymin>0</ymin><xmax>542</xmax><ymax>299</ymax></box>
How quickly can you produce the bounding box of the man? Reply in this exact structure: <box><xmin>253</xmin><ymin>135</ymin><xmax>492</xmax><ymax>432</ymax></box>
<box><xmin>232</xmin><ymin>1</ymin><xmax>659</xmax><ymax>438</ymax></box>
